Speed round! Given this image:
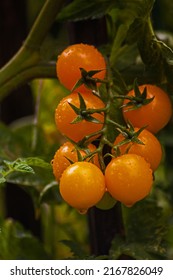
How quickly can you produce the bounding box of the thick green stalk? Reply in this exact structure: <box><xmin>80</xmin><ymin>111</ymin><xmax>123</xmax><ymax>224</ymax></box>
<box><xmin>41</xmin><ymin>203</ymin><xmax>57</xmax><ymax>258</ymax></box>
<box><xmin>0</xmin><ymin>62</ymin><xmax>56</xmax><ymax>101</ymax></box>
<box><xmin>23</xmin><ymin>0</ymin><xmax>64</xmax><ymax>49</ymax></box>
<box><xmin>0</xmin><ymin>0</ymin><xmax>64</xmax><ymax>99</ymax></box>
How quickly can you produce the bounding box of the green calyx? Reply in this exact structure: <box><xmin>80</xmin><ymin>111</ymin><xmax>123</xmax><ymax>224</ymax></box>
<box><xmin>68</xmin><ymin>92</ymin><xmax>105</xmax><ymax>124</ymax></box>
<box><xmin>126</xmin><ymin>80</ymin><xmax>154</xmax><ymax>109</ymax></box>
<box><xmin>71</xmin><ymin>68</ymin><xmax>107</xmax><ymax>93</ymax></box>
<box><xmin>115</xmin><ymin>79</ymin><xmax>155</xmax><ymax>111</ymax></box>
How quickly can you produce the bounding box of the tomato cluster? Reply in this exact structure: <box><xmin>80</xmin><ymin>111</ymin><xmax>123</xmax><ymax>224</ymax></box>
<box><xmin>51</xmin><ymin>43</ymin><xmax>172</xmax><ymax>213</ymax></box>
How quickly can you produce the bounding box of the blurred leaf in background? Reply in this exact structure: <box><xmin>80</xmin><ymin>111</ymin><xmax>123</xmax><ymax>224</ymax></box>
<box><xmin>0</xmin><ymin>218</ymin><xmax>50</xmax><ymax>260</ymax></box>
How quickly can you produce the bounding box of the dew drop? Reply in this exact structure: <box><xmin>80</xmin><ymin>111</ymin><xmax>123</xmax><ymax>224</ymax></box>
<box><xmin>124</xmin><ymin>203</ymin><xmax>134</xmax><ymax>208</ymax></box>
<box><xmin>77</xmin><ymin>208</ymin><xmax>88</xmax><ymax>215</ymax></box>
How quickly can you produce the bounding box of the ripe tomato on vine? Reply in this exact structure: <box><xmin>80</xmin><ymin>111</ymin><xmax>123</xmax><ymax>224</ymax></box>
<box><xmin>56</xmin><ymin>43</ymin><xmax>106</xmax><ymax>93</ymax></box>
<box><xmin>113</xmin><ymin>127</ymin><xmax>163</xmax><ymax>171</ymax></box>
<box><xmin>55</xmin><ymin>92</ymin><xmax>105</xmax><ymax>142</ymax></box>
<box><xmin>122</xmin><ymin>84</ymin><xmax>172</xmax><ymax>134</ymax></box>
<box><xmin>52</xmin><ymin>43</ymin><xmax>172</xmax><ymax>213</ymax></box>
<box><xmin>105</xmin><ymin>154</ymin><xmax>153</xmax><ymax>207</ymax></box>
<box><xmin>52</xmin><ymin>141</ymin><xmax>100</xmax><ymax>181</ymax></box>
<box><xmin>59</xmin><ymin>162</ymin><xmax>106</xmax><ymax>213</ymax></box>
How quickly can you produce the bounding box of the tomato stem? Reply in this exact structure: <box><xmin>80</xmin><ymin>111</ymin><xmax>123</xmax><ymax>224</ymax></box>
<box><xmin>82</xmin><ymin>107</ymin><xmax>107</xmax><ymax>114</ymax></box>
<box><xmin>0</xmin><ymin>0</ymin><xmax>64</xmax><ymax>100</ymax></box>
<box><xmin>78</xmin><ymin>129</ymin><xmax>104</xmax><ymax>146</ymax></box>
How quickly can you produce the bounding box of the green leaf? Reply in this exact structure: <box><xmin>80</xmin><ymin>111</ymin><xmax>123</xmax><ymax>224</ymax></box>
<box><xmin>25</xmin><ymin>157</ymin><xmax>51</xmax><ymax>169</ymax></box>
<box><xmin>0</xmin><ymin>157</ymin><xmax>53</xmax><ymax>191</ymax></box>
<box><xmin>122</xmin><ymin>0</ymin><xmax>155</xmax><ymax>18</ymax></box>
<box><xmin>125</xmin><ymin>18</ymin><xmax>145</xmax><ymax>44</ymax></box>
<box><xmin>110</xmin><ymin>236</ymin><xmax>155</xmax><ymax>260</ymax></box>
<box><xmin>13</xmin><ymin>163</ymin><xmax>34</xmax><ymax>173</ymax></box>
<box><xmin>61</xmin><ymin>239</ymin><xmax>87</xmax><ymax>259</ymax></box>
<box><xmin>11</xmin><ymin>159</ymin><xmax>35</xmax><ymax>173</ymax></box>
<box><xmin>121</xmin><ymin>199</ymin><xmax>168</xmax><ymax>258</ymax></box>
<box><xmin>0</xmin><ymin>219</ymin><xmax>50</xmax><ymax>260</ymax></box>
<box><xmin>111</xmin><ymin>69</ymin><xmax>128</xmax><ymax>95</ymax></box>
<box><xmin>57</xmin><ymin>0</ymin><xmax>155</xmax><ymax>23</ymax></box>
<box><xmin>0</xmin><ymin>159</ymin><xmax>35</xmax><ymax>185</ymax></box>
<box><xmin>57</xmin><ymin>0</ymin><xmax>115</xmax><ymax>22</ymax></box>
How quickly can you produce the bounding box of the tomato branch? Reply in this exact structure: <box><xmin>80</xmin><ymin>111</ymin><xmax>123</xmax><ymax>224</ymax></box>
<box><xmin>0</xmin><ymin>0</ymin><xmax>64</xmax><ymax>99</ymax></box>
<box><xmin>0</xmin><ymin>62</ymin><xmax>56</xmax><ymax>101</ymax></box>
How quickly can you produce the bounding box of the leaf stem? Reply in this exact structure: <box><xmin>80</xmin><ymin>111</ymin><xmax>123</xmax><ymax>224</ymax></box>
<box><xmin>24</xmin><ymin>0</ymin><xmax>64</xmax><ymax>49</ymax></box>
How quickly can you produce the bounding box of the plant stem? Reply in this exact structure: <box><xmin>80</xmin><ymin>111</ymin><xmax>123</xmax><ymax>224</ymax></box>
<box><xmin>0</xmin><ymin>0</ymin><xmax>64</xmax><ymax>99</ymax></box>
<box><xmin>0</xmin><ymin>62</ymin><xmax>56</xmax><ymax>101</ymax></box>
<box><xmin>106</xmin><ymin>118</ymin><xmax>126</xmax><ymax>131</ymax></box>
<box><xmin>31</xmin><ymin>80</ymin><xmax>43</xmax><ymax>152</ymax></box>
<box><xmin>24</xmin><ymin>0</ymin><xmax>64</xmax><ymax>50</ymax></box>
<box><xmin>41</xmin><ymin>203</ymin><xmax>56</xmax><ymax>258</ymax></box>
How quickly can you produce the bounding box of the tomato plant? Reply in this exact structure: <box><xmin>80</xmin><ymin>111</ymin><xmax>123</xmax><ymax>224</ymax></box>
<box><xmin>1</xmin><ymin>0</ymin><xmax>173</xmax><ymax>261</ymax></box>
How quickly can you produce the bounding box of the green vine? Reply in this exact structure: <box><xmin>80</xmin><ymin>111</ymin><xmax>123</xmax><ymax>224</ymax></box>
<box><xmin>0</xmin><ymin>0</ymin><xmax>64</xmax><ymax>100</ymax></box>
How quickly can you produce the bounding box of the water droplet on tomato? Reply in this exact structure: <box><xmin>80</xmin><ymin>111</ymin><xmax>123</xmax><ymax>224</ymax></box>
<box><xmin>78</xmin><ymin>208</ymin><xmax>88</xmax><ymax>214</ymax></box>
<box><xmin>124</xmin><ymin>203</ymin><xmax>134</xmax><ymax>208</ymax></box>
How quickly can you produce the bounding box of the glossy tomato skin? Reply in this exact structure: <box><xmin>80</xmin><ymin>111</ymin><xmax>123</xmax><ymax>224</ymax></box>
<box><xmin>105</xmin><ymin>154</ymin><xmax>153</xmax><ymax>207</ymax></box>
<box><xmin>59</xmin><ymin>162</ymin><xmax>106</xmax><ymax>212</ymax></box>
<box><xmin>55</xmin><ymin>92</ymin><xmax>105</xmax><ymax>142</ymax></box>
<box><xmin>52</xmin><ymin>141</ymin><xmax>100</xmax><ymax>181</ymax></box>
<box><xmin>122</xmin><ymin>84</ymin><xmax>172</xmax><ymax>134</ymax></box>
<box><xmin>56</xmin><ymin>43</ymin><xmax>106</xmax><ymax>93</ymax></box>
<box><xmin>113</xmin><ymin>128</ymin><xmax>162</xmax><ymax>171</ymax></box>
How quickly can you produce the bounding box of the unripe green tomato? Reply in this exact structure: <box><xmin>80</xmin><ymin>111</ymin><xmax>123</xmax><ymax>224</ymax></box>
<box><xmin>96</xmin><ymin>192</ymin><xmax>117</xmax><ymax>210</ymax></box>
